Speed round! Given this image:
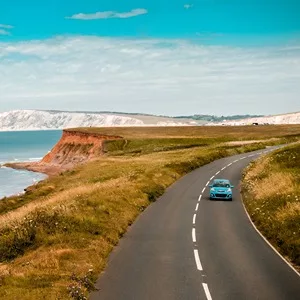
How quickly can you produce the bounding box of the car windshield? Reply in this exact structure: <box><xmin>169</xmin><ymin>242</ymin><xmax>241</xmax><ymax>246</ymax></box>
<box><xmin>213</xmin><ymin>182</ymin><xmax>230</xmax><ymax>188</ymax></box>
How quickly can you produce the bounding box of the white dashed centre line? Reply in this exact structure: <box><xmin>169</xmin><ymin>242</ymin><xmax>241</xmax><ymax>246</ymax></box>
<box><xmin>191</xmin><ymin>151</ymin><xmax>269</xmax><ymax>299</ymax></box>
<box><xmin>192</xmin><ymin>228</ymin><xmax>196</xmax><ymax>242</ymax></box>
<box><xmin>194</xmin><ymin>249</ymin><xmax>203</xmax><ymax>271</ymax></box>
<box><xmin>193</xmin><ymin>214</ymin><xmax>197</xmax><ymax>225</ymax></box>
<box><xmin>202</xmin><ymin>283</ymin><xmax>213</xmax><ymax>300</ymax></box>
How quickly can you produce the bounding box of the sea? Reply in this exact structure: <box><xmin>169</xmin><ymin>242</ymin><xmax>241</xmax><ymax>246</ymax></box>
<box><xmin>0</xmin><ymin>130</ymin><xmax>62</xmax><ymax>199</ymax></box>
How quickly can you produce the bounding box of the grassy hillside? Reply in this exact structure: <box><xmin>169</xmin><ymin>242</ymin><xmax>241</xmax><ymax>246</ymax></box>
<box><xmin>0</xmin><ymin>125</ymin><xmax>300</xmax><ymax>299</ymax></box>
<box><xmin>69</xmin><ymin>124</ymin><xmax>300</xmax><ymax>139</ymax></box>
<box><xmin>242</xmin><ymin>143</ymin><xmax>300</xmax><ymax>270</ymax></box>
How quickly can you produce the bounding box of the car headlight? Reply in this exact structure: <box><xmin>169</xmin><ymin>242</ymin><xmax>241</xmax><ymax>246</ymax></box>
<box><xmin>211</xmin><ymin>188</ymin><xmax>215</xmax><ymax>192</ymax></box>
<box><xmin>227</xmin><ymin>188</ymin><xmax>232</xmax><ymax>192</ymax></box>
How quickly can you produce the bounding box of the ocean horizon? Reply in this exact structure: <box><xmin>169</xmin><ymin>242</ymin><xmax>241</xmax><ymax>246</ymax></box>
<box><xmin>0</xmin><ymin>130</ymin><xmax>62</xmax><ymax>199</ymax></box>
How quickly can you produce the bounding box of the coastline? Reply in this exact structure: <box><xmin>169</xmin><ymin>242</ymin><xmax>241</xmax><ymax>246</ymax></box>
<box><xmin>0</xmin><ymin>164</ymin><xmax>48</xmax><ymax>199</ymax></box>
<box><xmin>4</xmin><ymin>161</ymin><xmax>63</xmax><ymax>177</ymax></box>
<box><xmin>1</xmin><ymin>128</ymin><xmax>124</xmax><ymax>199</ymax></box>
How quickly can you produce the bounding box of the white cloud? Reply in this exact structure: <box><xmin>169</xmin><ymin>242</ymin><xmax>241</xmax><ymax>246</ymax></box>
<box><xmin>0</xmin><ymin>24</ymin><xmax>13</xmax><ymax>29</ymax></box>
<box><xmin>0</xmin><ymin>24</ymin><xmax>13</xmax><ymax>35</ymax></box>
<box><xmin>184</xmin><ymin>4</ymin><xmax>193</xmax><ymax>9</ymax></box>
<box><xmin>0</xmin><ymin>36</ymin><xmax>299</xmax><ymax>115</ymax></box>
<box><xmin>0</xmin><ymin>29</ymin><xmax>10</xmax><ymax>35</ymax></box>
<box><xmin>66</xmin><ymin>8</ymin><xmax>148</xmax><ymax>20</ymax></box>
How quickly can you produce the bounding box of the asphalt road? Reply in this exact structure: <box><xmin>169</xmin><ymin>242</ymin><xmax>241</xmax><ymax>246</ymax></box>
<box><xmin>91</xmin><ymin>147</ymin><xmax>300</xmax><ymax>300</ymax></box>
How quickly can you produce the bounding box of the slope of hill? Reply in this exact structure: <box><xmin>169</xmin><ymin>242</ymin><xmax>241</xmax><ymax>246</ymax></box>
<box><xmin>175</xmin><ymin>114</ymin><xmax>264</xmax><ymax>122</ymax></box>
<box><xmin>1</xmin><ymin>110</ymin><xmax>299</xmax><ymax>131</ymax></box>
<box><xmin>219</xmin><ymin>112</ymin><xmax>300</xmax><ymax>125</ymax></box>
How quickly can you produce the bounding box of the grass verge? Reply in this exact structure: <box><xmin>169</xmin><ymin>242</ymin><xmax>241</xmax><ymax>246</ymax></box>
<box><xmin>242</xmin><ymin>142</ymin><xmax>300</xmax><ymax>271</ymax></box>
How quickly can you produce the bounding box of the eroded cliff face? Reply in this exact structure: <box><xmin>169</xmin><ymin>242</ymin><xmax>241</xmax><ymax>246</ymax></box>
<box><xmin>5</xmin><ymin>130</ymin><xmax>123</xmax><ymax>176</ymax></box>
<box><xmin>42</xmin><ymin>130</ymin><xmax>122</xmax><ymax>167</ymax></box>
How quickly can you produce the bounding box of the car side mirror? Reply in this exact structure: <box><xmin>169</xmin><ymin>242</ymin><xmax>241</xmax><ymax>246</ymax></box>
<box><xmin>231</xmin><ymin>185</ymin><xmax>234</xmax><ymax>188</ymax></box>
<box><xmin>209</xmin><ymin>184</ymin><xmax>213</xmax><ymax>187</ymax></box>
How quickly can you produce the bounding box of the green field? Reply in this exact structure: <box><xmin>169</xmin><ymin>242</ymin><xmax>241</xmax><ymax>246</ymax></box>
<box><xmin>0</xmin><ymin>125</ymin><xmax>300</xmax><ymax>299</ymax></box>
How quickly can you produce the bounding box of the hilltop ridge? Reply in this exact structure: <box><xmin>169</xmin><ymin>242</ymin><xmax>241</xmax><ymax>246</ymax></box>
<box><xmin>0</xmin><ymin>110</ymin><xmax>299</xmax><ymax>132</ymax></box>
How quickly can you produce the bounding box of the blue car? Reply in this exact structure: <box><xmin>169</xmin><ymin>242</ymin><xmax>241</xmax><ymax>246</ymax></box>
<box><xmin>209</xmin><ymin>179</ymin><xmax>234</xmax><ymax>201</ymax></box>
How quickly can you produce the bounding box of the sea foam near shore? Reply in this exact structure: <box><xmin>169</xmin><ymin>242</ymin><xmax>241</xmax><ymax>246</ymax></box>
<box><xmin>0</xmin><ymin>166</ymin><xmax>47</xmax><ymax>199</ymax></box>
<box><xmin>0</xmin><ymin>130</ymin><xmax>62</xmax><ymax>199</ymax></box>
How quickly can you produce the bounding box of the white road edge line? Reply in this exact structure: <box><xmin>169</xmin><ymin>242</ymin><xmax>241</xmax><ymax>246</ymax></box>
<box><xmin>241</xmin><ymin>197</ymin><xmax>300</xmax><ymax>278</ymax></box>
<box><xmin>227</xmin><ymin>163</ymin><xmax>232</xmax><ymax>167</ymax></box>
<box><xmin>215</xmin><ymin>171</ymin><xmax>220</xmax><ymax>175</ymax></box>
<box><xmin>193</xmin><ymin>214</ymin><xmax>197</xmax><ymax>225</ymax></box>
<box><xmin>192</xmin><ymin>228</ymin><xmax>196</xmax><ymax>242</ymax></box>
<box><xmin>202</xmin><ymin>283</ymin><xmax>212</xmax><ymax>300</ymax></box>
<box><xmin>210</xmin><ymin>176</ymin><xmax>214</xmax><ymax>180</ymax></box>
<box><xmin>221</xmin><ymin>167</ymin><xmax>226</xmax><ymax>170</ymax></box>
<box><xmin>202</xmin><ymin>187</ymin><xmax>205</xmax><ymax>193</ymax></box>
<box><xmin>205</xmin><ymin>181</ymin><xmax>209</xmax><ymax>187</ymax></box>
<box><xmin>195</xmin><ymin>203</ymin><xmax>199</xmax><ymax>211</ymax></box>
<box><xmin>198</xmin><ymin>194</ymin><xmax>202</xmax><ymax>201</ymax></box>
<box><xmin>194</xmin><ymin>249</ymin><xmax>203</xmax><ymax>271</ymax></box>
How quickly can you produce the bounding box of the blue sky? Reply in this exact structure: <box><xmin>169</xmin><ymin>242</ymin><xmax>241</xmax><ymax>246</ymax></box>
<box><xmin>1</xmin><ymin>0</ymin><xmax>300</xmax><ymax>43</ymax></box>
<box><xmin>0</xmin><ymin>0</ymin><xmax>300</xmax><ymax>115</ymax></box>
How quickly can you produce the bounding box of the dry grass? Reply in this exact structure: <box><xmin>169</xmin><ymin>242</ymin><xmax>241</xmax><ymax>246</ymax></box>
<box><xmin>0</xmin><ymin>126</ymin><xmax>300</xmax><ymax>299</ymax></box>
<box><xmin>69</xmin><ymin>124</ymin><xmax>300</xmax><ymax>139</ymax></box>
<box><xmin>276</xmin><ymin>202</ymin><xmax>300</xmax><ymax>223</ymax></box>
<box><xmin>243</xmin><ymin>156</ymin><xmax>272</xmax><ymax>179</ymax></box>
<box><xmin>248</xmin><ymin>172</ymin><xmax>294</xmax><ymax>200</ymax></box>
<box><xmin>0</xmin><ymin>177</ymin><xmax>131</xmax><ymax>228</ymax></box>
<box><xmin>224</xmin><ymin>138</ymin><xmax>279</xmax><ymax>146</ymax></box>
<box><xmin>242</xmin><ymin>142</ymin><xmax>300</xmax><ymax>270</ymax></box>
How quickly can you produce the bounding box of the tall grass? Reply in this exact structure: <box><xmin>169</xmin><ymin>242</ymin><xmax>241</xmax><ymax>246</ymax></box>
<box><xmin>0</xmin><ymin>126</ymin><xmax>299</xmax><ymax>299</ymax></box>
<box><xmin>242</xmin><ymin>143</ymin><xmax>300</xmax><ymax>270</ymax></box>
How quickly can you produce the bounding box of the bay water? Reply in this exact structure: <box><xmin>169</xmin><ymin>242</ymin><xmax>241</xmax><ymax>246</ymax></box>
<box><xmin>0</xmin><ymin>130</ymin><xmax>62</xmax><ymax>199</ymax></box>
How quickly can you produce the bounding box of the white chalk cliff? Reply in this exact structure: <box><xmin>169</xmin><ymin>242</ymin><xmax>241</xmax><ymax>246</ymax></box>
<box><xmin>0</xmin><ymin>110</ymin><xmax>196</xmax><ymax>131</ymax></box>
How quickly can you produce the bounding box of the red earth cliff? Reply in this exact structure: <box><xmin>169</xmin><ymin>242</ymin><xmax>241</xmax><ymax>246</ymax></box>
<box><xmin>5</xmin><ymin>130</ymin><xmax>123</xmax><ymax>176</ymax></box>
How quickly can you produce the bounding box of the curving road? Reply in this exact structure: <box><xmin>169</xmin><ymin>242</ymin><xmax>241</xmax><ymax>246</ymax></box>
<box><xmin>91</xmin><ymin>147</ymin><xmax>300</xmax><ymax>300</ymax></box>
